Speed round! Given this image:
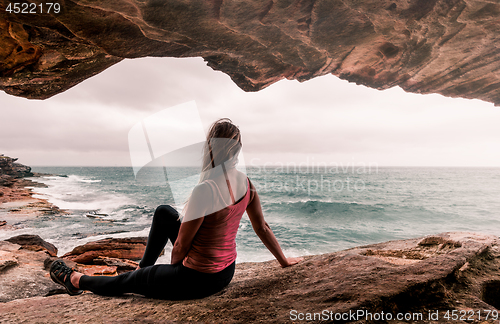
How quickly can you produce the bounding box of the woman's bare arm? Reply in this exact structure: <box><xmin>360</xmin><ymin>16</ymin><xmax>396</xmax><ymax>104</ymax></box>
<box><xmin>246</xmin><ymin>180</ymin><xmax>302</xmax><ymax>267</ymax></box>
<box><xmin>170</xmin><ymin>182</ymin><xmax>211</xmax><ymax>264</ymax></box>
<box><xmin>171</xmin><ymin>217</ymin><xmax>204</xmax><ymax>264</ymax></box>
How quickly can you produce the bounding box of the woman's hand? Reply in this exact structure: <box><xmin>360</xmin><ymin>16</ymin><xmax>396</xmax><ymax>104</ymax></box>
<box><xmin>280</xmin><ymin>257</ymin><xmax>303</xmax><ymax>268</ymax></box>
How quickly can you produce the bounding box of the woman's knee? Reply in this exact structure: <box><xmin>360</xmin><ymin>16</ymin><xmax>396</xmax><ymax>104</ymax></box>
<box><xmin>154</xmin><ymin>205</ymin><xmax>180</xmax><ymax>222</ymax></box>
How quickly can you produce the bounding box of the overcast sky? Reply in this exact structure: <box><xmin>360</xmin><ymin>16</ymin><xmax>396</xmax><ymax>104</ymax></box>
<box><xmin>1</xmin><ymin>57</ymin><xmax>499</xmax><ymax>167</ymax></box>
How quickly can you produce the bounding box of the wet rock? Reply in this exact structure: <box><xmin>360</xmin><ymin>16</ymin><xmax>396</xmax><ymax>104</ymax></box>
<box><xmin>0</xmin><ymin>232</ymin><xmax>499</xmax><ymax>323</ymax></box>
<box><xmin>5</xmin><ymin>234</ymin><xmax>57</xmax><ymax>257</ymax></box>
<box><xmin>62</xmin><ymin>237</ymin><xmax>147</xmax><ymax>264</ymax></box>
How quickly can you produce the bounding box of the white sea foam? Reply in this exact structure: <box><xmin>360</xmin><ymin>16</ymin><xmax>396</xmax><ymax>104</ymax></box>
<box><xmin>77</xmin><ymin>179</ymin><xmax>102</xmax><ymax>183</ymax></box>
<box><xmin>30</xmin><ymin>175</ymin><xmax>134</xmax><ymax>213</ymax></box>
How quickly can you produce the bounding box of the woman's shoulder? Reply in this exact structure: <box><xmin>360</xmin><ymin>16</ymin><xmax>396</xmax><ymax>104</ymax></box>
<box><xmin>192</xmin><ymin>180</ymin><xmax>215</xmax><ymax>198</ymax></box>
<box><xmin>233</xmin><ymin>170</ymin><xmax>249</xmax><ymax>181</ymax></box>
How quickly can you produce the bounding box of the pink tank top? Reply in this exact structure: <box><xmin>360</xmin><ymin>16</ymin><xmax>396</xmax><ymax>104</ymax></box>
<box><xmin>182</xmin><ymin>177</ymin><xmax>251</xmax><ymax>273</ymax></box>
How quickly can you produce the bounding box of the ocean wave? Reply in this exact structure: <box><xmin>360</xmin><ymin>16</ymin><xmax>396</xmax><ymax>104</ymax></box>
<box><xmin>67</xmin><ymin>174</ymin><xmax>101</xmax><ymax>183</ymax></box>
<box><xmin>262</xmin><ymin>199</ymin><xmax>387</xmax><ymax>216</ymax></box>
<box><xmin>31</xmin><ymin>174</ymin><xmax>102</xmax><ymax>191</ymax></box>
<box><xmin>77</xmin><ymin>179</ymin><xmax>102</xmax><ymax>183</ymax></box>
<box><xmin>30</xmin><ymin>174</ymin><xmax>135</xmax><ymax>213</ymax></box>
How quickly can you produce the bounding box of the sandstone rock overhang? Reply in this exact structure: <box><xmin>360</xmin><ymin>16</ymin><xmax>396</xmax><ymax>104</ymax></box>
<box><xmin>1</xmin><ymin>0</ymin><xmax>499</xmax><ymax>105</ymax></box>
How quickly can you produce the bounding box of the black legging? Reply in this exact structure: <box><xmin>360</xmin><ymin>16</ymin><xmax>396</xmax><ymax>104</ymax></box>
<box><xmin>79</xmin><ymin>205</ymin><xmax>235</xmax><ymax>300</ymax></box>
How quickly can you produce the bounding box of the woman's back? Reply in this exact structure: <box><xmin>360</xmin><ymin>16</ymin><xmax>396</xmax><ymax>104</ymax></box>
<box><xmin>183</xmin><ymin>174</ymin><xmax>251</xmax><ymax>273</ymax></box>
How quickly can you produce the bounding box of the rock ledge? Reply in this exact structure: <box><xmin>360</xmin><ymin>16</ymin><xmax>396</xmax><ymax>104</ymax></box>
<box><xmin>0</xmin><ymin>232</ymin><xmax>499</xmax><ymax>323</ymax></box>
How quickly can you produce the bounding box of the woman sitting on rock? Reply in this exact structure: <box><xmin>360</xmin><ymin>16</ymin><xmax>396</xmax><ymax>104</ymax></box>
<box><xmin>50</xmin><ymin>118</ymin><xmax>301</xmax><ymax>299</ymax></box>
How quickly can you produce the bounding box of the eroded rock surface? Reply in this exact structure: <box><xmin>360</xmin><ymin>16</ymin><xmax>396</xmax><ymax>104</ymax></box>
<box><xmin>0</xmin><ymin>241</ymin><xmax>60</xmax><ymax>303</ymax></box>
<box><xmin>0</xmin><ymin>155</ymin><xmax>33</xmax><ymax>187</ymax></box>
<box><xmin>62</xmin><ymin>237</ymin><xmax>147</xmax><ymax>263</ymax></box>
<box><xmin>0</xmin><ymin>155</ymin><xmax>66</xmax><ymax>226</ymax></box>
<box><xmin>5</xmin><ymin>234</ymin><xmax>58</xmax><ymax>257</ymax></box>
<box><xmin>0</xmin><ymin>0</ymin><xmax>500</xmax><ymax>105</ymax></box>
<box><xmin>1</xmin><ymin>232</ymin><xmax>499</xmax><ymax>323</ymax></box>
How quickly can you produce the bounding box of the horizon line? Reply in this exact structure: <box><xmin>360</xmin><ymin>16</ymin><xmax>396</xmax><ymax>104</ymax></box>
<box><xmin>30</xmin><ymin>165</ymin><xmax>500</xmax><ymax>168</ymax></box>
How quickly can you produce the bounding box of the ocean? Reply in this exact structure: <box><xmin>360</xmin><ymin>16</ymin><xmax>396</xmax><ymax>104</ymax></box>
<box><xmin>1</xmin><ymin>166</ymin><xmax>499</xmax><ymax>264</ymax></box>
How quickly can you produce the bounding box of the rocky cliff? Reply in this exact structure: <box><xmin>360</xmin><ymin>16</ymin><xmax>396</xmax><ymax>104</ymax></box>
<box><xmin>0</xmin><ymin>155</ymin><xmax>33</xmax><ymax>187</ymax></box>
<box><xmin>1</xmin><ymin>0</ymin><xmax>500</xmax><ymax>105</ymax></box>
<box><xmin>0</xmin><ymin>155</ymin><xmax>63</xmax><ymax>222</ymax></box>
<box><xmin>1</xmin><ymin>232</ymin><xmax>499</xmax><ymax>323</ymax></box>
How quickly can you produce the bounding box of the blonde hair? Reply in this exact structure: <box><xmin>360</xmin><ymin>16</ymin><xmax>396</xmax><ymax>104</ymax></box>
<box><xmin>182</xmin><ymin>118</ymin><xmax>242</xmax><ymax>212</ymax></box>
<box><xmin>201</xmin><ymin>118</ymin><xmax>241</xmax><ymax>172</ymax></box>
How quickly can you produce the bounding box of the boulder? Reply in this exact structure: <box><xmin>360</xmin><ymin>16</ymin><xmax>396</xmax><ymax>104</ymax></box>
<box><xmin>5</xmin><ymin>234</ymin><xmax>58</xmax><ymax>257</ymax></box>
<box><xmin>92</xmin><ymin>256</ymin><xmax>138</xmax><ymax>274</ymax></box>
<box><xmin>0</xmin><ymin>232</ymin><xmax>499</xmax><ymax>323</ymax></box>
<box><xmin>0</xmin><ymin>241</ymin><xmax>60</xmax><ymax>303</ymax></box>
<box><xmin>75</xmin><ymin>264</ymin><xmax>118</xmax><ymax>277</ymax></box>
<box><xmin>62</xmin><ymin>237</ymin><xmax>147</xmax><ymax>264</ymax></box>
<box><xmin>0</xmin><ymin>155</ymin><xmax>33</xmax><ymax>179</ymax></box>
